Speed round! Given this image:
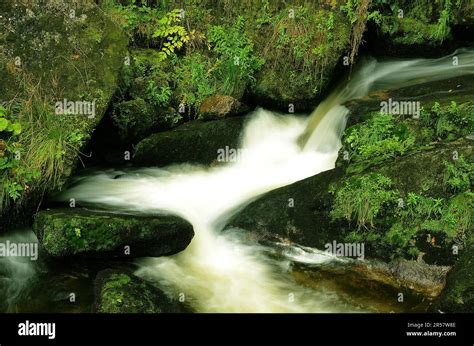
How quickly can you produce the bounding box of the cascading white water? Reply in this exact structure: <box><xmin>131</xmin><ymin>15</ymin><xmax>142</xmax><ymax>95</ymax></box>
<box><xmin>301</xmin><ymin>47</ymin><xmax>474</xmax><ymax>147</ymax></box>
<box><xmin>59</xmin><ymin>110</ymin><xmax>352</xmax><ymax>312</ymax></box>
<box><xmin>0</xmin><ymin>230</ymin><xmax>41</xmax><ymax>312</ymax></box>
<box><xmin>58</xmin><ymin>48</ymin><xmax>474</xmax><ymax>312</ymax></box>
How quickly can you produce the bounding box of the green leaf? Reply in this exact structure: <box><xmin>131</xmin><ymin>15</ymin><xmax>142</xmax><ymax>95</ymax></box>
<box><xmin>11</xmin><ymin>123</ymin><xmax>21</xmax><ymax>135</ymax></box>
<box><xmin>0</xmin><ymin>118</ymin><xmax>9</xmax><ymax>131</ymax></box>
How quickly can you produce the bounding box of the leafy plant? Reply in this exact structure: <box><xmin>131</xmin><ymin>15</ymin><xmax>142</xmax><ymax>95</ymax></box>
<box><xmin>173</xmin><ymin>53</ymin><xmax>216</xmax><ymax>113</ymax></box>
<box><xmin>0</xmin><ymin>105</ymin><xmax>28</xmax><ymax>205</ymax></box>
<box><xmin>370</xmin><ymin>0</ymin><xmax>461</xmax><ymax>45</ymax></box>
<box><xmin>256</xmin><ymin>0</ymin><xmax>273</xmax><ymax>27</ymax></box>
<box><xmin>342</xmin><ymin>112</ymin><xmax>415</xmax><ymax>167</ymax></box>
<box><xmin>443</xmin><ymin>155</ymin><xmax>472</xmax><ymax>193</ymax></box>
<box><xmin>152</xmin><ymin>9</ymin><xmax>190</xmax><ymax>61</ymax></box>
<box><xmin>146</xmin><ymin>80</ymin><xmax>172</xmax><ymax>107</ymax></box>
<box><xmin>208</xmin><ymin>16</ymin><xmax>264</xmax><ymax>98</ymax></box>
<box><xmin>431</xmin><ymin>0</ymin><xmax>453</xmax><ymax>42</ymax></box>
<box><xmin>419</xmin><ymin>101</ymin><xmax>473</xmax><ymax>141</ymax></box>
<box><xmin>0</xmin><ymin>106</ymin><xmax>21</xmax><ymax>135</ymax></box>
<box><xmin>112</xmin><ymin>3</ymin><xmax>189</xmax><ymax>57</ymax></box>
<box><xmin>330</xmin><ymin>173</ymin><xmax>397</xmax><ymax>229</ymax></box>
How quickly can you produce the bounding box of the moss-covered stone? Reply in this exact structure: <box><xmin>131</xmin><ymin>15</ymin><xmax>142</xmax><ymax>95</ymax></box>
<box><xmin>199</xmin><ymin>95</ymin><xmax>249</xmax><ymax>120</ymax></box>
<box><xmin>344</xmin><ymin>75</ymin><xmax>474</xmax><ymax>128</ymax></box>
<box><xmin>433</xmin><ymin>232</ymin><xmax>474</xmax><ymax>312</ymax></box>
<box><xmin>94</xmin><ymin>269</ymin><xmax>187</xmax><ymax>313</ymax></box>
<box><xmin>0</xmin><ymin>0</ymin><xmax>128</xmax><ymax>231</ymax></box>
<box><xmin>111</xmin><ymin>98</ymin><xmax>178</xmax><ymax>143</ymax></box>
<box><xmin>376</xmin><ymin>141</ymin><xmax>473</xmax><ymax>197</ymax></box>
<box><xmin>228</xmin><ymin>140</ymin><xmax>473</xmax><ymax>262</ymax></box>
<box><xmin>250</xmin><ymin>5</ymin><xmax>351</xmax><ymax>110</ymax></box>
<box><xmin>33</xmin><ymin>208</ymin><xmax>194</xmax><ymax>258</ymax></box>
<box><xmin>368</xmin><ymin>0</ymin><xmax>474</xmax><ymax>56</ymax></box>
<box><xmin>133</xmin><ymin>115</ymin><xmax>247</xmax><ymax>167</ymax></box>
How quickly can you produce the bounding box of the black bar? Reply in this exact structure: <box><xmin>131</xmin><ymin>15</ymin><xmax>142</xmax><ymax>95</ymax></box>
<box><xmin>0</xmin><ymin>313</ymin><xmax>473</xmax><ymax>345</ymax></box>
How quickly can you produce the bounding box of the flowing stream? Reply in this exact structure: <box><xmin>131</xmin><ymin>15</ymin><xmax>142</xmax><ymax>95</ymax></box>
<box><xmin>3</xmin><ymin>48</ymin><xmax>473</xmax><ymax>313</ymax></box>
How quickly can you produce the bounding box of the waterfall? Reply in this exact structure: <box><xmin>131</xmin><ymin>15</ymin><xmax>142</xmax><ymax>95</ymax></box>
<box><xmin>56</xmin><ymin>48</ymin><xmax>474</xmax><ymax>312</ymax></box>
<box><xmin>300</xmin><ymin>47</ymin><xmax>474</xmax><ymax>147</ymax></box>
<box><xmin>58</xmin><ymin>109</ymin><xmax>350</xmax><ymax>312</ymax></box>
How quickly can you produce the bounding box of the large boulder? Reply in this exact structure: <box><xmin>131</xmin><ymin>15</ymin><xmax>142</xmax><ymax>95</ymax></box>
<box><xmin>0</xmin><ymin>0</ymin><xmax>128</xmax><ymax>231</ymax></box>
<box><xmin>249</xmin><ymin>5</ymin><xmax>351</xmax><ymax>111</ymax></box>
<box><xmin>228</xmin><ymin>168</ymin><xmax>345</xmax><ymax>250</ymax></box>
<box><xmin>33</xmin><ymin>208</ymin><xmax>194</xmax><ymax>258</ymax></box>
<box><xmin>162</xmin><ymin>1</ymin><xmax>352</xmax><ymax>111</ymax></box>
<box><xmin>133</xmin><ymin>115</ymin><xmax>247</xmax><ymax>167</ymax></box>
<box><xmin>227</xmin><ymin>140</ymin><xmax>473</xmax><ymax>258</ymax></box>
<box><xmin>94</xmin><ymin>269</ymin><xmax>188</xmax><ymax>313</ymax></box>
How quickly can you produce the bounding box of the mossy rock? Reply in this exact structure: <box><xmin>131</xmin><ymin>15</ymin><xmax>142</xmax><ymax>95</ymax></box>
<box><xmin>0</xmin><ymin>0</ymin><xmax>128</xmax><ymax>230</ymax></box>
<box><xmin>227</xmin><ymin>140</ymin><xmax>473</xmax><ymax>262</ymax></box>
<box><xmin>344</xmin><ymin>74</ymin><xmax>474</xmax><ymax>128</ymax></box>
<box><xmin>133</xmin><ymin>115</ymin><xmax>247</xmax><ymax>167</ymax></box>
<box><xmin>250</xmin><ymin>6</ymin><xmax>351</xmax><ymax>111</ymax></box>
<box><xmin>126</xmin><ymin>49</ymin><xmax>174</xmax><ymax>99</ymax></box>
<box><xmin>433</xmin><ymin>232</ymin><xmax>474</xmax><ymax>312</ymax></box>
<box><xmin>111</xmin><ymin>98</ymin><xmax>178</xmax><ymax>143</ymax></box>
<box><xmin>94</xmin><ymin>269</ymin><xmax>188</xmax><ymax>313</ymax></box>
<box><xmin>368</xmin><ymin>0</ymin><xmax>474</xmax><ymax>57</ymax></box>
<box><xmin>375</xmin><ymin>141</ymin><xmax>473</xmax><ymax>198</ymax></box>
<box><xmin>227</xmin><ymin>168</ymin><xmax>347</xmax><ymax>250</ymax></box>
<box><xmin>199</xmin><ymin>95</ymin><xmax>249</xmax><ymax>120</ymax></box>
<box><xmin>33</xmin><ymin>208</ymin><xmax>194</xmax><ymax>258</ymax></box>
<box><xmin>151</xmin><ymin>1</ymin><xmax>352</xmax><ymax>111</ymax></box>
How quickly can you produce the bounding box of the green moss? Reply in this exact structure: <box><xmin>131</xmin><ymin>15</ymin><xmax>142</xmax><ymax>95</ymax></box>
<box><xmin>98</xmin><ymin>273</ymin><xmax>160</xmax><ymax>313</ymax></box>
<box><xmin>33</xmin><ymin>208</ymin><xmax>194</xmax><ymax>257</ymax></box>
<box><xmin>0</xmin><ymin>1</ymin><xmax>128</xmax><ymax>225</ymax></box>
<box><xmin>252</xmin><ymin>5</ymin><xmax>351</xmax><ymax>106</ymax></box>
<box><xmin>340</xmin><ymin>101</ymin><xmax>474</xmax><ymax>174</ymax></box>
<box><xmin>371</xmin><ymin>0</ymin><xmax>463</xmax><ymax>46</ymax></box>
<box><xmin>435</xmin><ymin>232</ymin><xmax>474</xmax><ymax>312</ymax></box>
